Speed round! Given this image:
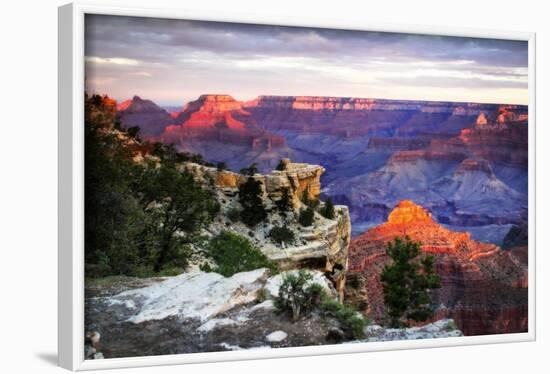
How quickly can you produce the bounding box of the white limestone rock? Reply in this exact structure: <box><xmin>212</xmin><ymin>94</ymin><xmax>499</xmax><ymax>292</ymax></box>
<box><xmin>266</xmin><ymin>330</ymin><xmax>288</xmax><ymax>343</ymax></box>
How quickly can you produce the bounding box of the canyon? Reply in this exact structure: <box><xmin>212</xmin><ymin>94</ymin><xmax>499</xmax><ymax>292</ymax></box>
<box><xmin>118</xmin><ymin>94</ymin><xmax>528</xmax><ymax>246</ymax></box>
<box><xmin>349</xmin><ymin>200</ymin><xmax>528</xmax><ymax>335</ymax></box>
<box><xmin>84</xmin><ymin>94</ymin><xmax>529</xmax><ymax>359</ymax></box>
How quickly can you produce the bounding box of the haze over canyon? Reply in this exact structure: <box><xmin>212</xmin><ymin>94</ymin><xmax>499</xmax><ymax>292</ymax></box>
<box><xmin>117</xmin><ymin>93</ymin><xmax>528</xmax><ymax>246</ymax></box>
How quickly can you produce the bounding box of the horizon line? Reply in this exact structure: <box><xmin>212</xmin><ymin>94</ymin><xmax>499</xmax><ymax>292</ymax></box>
<box><xmin>156</xmin><ymin>94</ymin><xmax>529</xmax><ymax>108</ymax></box>
<box><xmin>90</xmin><ymin>91</ymin><xmax>529</xmax><ymax>108</ymax></box>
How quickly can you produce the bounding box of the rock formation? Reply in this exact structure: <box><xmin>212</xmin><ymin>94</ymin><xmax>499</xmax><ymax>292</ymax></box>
<box><xmin>349</xmin><ymin>200</ymin><xmax>528</xmax><ymax>336</ymax></box>
<box><xmin>386</xmin><ymin>199</ymin><xmax>433</xmax><ymax>224</ymax></box>
<box><xmin>183</xmin><ymin>159</ymin><xmax>351</xmax><ymax>299</ymax></box>
<box><xmin>86</xmin><ymin>266</ymin><xmax>460</xmax><ymax>357</ymax></box>
<box><xmin>173</xmin><ymin>94</ymin><xmax>250</xmax><ymax>130</ymax></box>
<box><xmin>159</xmin><ymin>94</ymin><xmax>286</xmax><ymax>148</ymax></box>
<box><xmin>116</xmin><ymin>93</ymin><xmax>528</xmax><ymax>245</ymax></box>
<box><xmin>117</xmin><ymin>96</ymin><xmax>174</xmax><ymax>136</ymax></box>
<box><xmin>333</xmin><ymin>110</ymin><xmax>527</xmax><ymax>241</ymax></box>
<box><xmin>364</xmin><ymin>319</ymin><xmax>462</xmax><ymax>341</ymax></box>
<box><xmin>245</xmin><ymin>95</ymin><xmax>526</xmax><ymax>137</ymax></box>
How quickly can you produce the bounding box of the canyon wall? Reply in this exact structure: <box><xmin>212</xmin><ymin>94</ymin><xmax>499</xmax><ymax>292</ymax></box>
<box><xmin>117</xmin><ymin>93</ymin><xmax>528</xmax><ymax>245</ymax></box>
<box><xmin>244</xmin><ymin>96</ymin><xmax>526</xmax><ymax>137</ymax></box>
<box><xmin>349</xmin><ymin>200</ymin><xmax>528</xmax><ymax>336</ymax></box>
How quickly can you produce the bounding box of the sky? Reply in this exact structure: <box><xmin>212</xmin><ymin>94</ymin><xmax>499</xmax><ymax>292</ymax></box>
<box><xmin>85</xmin><ymin>14</ymin><xmax>529</xmax><ymax>107</ymax></box>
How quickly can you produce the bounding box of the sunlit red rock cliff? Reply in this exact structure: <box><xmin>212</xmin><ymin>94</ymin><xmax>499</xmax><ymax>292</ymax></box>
<box><xmin>117</xmin><ymin>94</ymin><xmax>528</xmax><ymax>245</ymax></box>
<box><xmin>349</xmin><ymin>200</ymin><xmax>528</xmax><ymax>335</ymax></box>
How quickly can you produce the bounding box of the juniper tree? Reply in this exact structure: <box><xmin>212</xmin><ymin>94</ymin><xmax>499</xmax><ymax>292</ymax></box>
<box><xmin>238</xmin><ymin>177</ymin><xmax>267</xmax><ymax>226</ymax></box>
<box><xmin>298</xmin><ymin>206</ymin><xmax>315</xmax><ymax>227</ymax></box>
<box><xmin>301</xmin><ymin>186</ymin><xmax>310</xmax><ymax>206</ymax></box>
<box><xmin>240</xmin><ymin>163</ymin><xmax>258</xmax><ymax>176</ymax></box>
<box><xmin>381</xmin><ymin>236</ymin><xmax>441</xmax><ymax>327</ymax></box>
<box><xmin>137</xmin><ymin>163</ymin><xmax>220</xmax><ymax>272</ymax></box>
<box><xmin>276</xmin><ymin>187</ymin><xmax>293</xmax><ymax>213</ymax></box>
<box><xmin>322</xmin><ymin>196</ymin><xmax>335</xmax><ymax>219</ymax></box>
<box><xmin>216</xmin><ymin>162</ymin><xmax>227</xmax><ymax>171</ymax></box>
<box><xmin>276</xmin><ymin>159</ymin><xmax>287</xmax><ymax>171</ymax></box>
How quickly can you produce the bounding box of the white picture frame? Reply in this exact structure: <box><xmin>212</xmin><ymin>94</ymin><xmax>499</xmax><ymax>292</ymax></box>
<box><xmin>58</xmin><ymin>1</ymin><xmax>537</xmax><ymax>370</ymax></box>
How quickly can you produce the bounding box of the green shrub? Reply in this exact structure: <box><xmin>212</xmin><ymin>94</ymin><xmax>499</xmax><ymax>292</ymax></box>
<box><xmin>321</xmin><ymin>197</ymin><xmax>336</xmax><ymax>219</ymax></box>
<box><xmin>274</xmin><ymin>270</ymin><xmax>368</xmax><ymax>339</ymax></box>
<box><xmin>204</xmin><ymin>231</ymin><xmax>276</xmax><ymax>277</ymax></box>
<box><xmin>276</xmin><ymin>187</ymin><xmax>293</xmax><ymax>213</ymax></box>
<box><xmin>445</xmin><ymin>320</ymin><xmax>457</xmax><ymax>331</ymax></box>
<box><xmin>276</xmin><ymin>159</ymin><xmax>287</xmax><ymax>171</ymax></box>
<box><xmin>381</xmin><ymin>236</ymin><xmax>441</xmax><ymax>327</ymax></box>
<box><xmin>238</xmin><ymin>177</ymin><xmax>267</xmax><ymax>226</ymax></box>
<box><xmin>199</xmin><ymin>262</ymin><xmax>213</xmax><ymax>273</ymax></box>
<box><xmin>298</xmin><ymin>206</ymin><xmax>315</xmax><ymax>227</ymax></box>
<box><xmin>126</xmin><ymin>126</ymin><xmax>141</xmax><ymax>140</ymax></box>
<box><xmin>269</xmin><ymin>226</ymin><xmax>295</xmax><ymax>246</ymax></box>
<box><xmin>239</xmin><ymin>163</ymin><xmax>258</xmax><ymax>176</ymax></box>
<box><xmin>216</xmin><ymin>162</ymin><xmax>227</xmax><ymax>171</ymax></box>
<box><xmin>275</xmin><ymin>270</ymin><xmax>324</xmax><ymax>321</ymax></box>
<box><xmin>301</xmin><ymin>187</ymin><xmax>310</xmax><ymax>206</ymax></box>
<box><xmin>319</xmin><ymin>298</ymin><xmax>368</xmax><ymax>339</ymax></box>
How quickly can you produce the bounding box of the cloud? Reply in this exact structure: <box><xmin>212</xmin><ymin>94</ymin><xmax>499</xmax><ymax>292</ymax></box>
<box><xmin>85</xmin><ymin>56</ymin><xmax>140</xmax><ymax>66</ymax></box>
<box><xmin>84</xmin><ymin>14</ymin><xmax>529</xmax><ymax>105</ymax></box>
<box><xmin>128</xmin><ymin>71</ymin><xmax>153</xmax><ymax>77</ymax></box>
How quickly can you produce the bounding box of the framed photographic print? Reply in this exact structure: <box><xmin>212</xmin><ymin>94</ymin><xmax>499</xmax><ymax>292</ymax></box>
<box><xmin>58</xmin><ymin>1</ymin><xmax>536</xmax><ymax>371</ymax></box>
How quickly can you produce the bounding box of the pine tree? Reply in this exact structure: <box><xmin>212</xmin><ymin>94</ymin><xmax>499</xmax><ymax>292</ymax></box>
<box><xmin>301</xmin><ymin>186</ymin><xmax>310</xmax><ymax>206</ymax></box>
<box><xmin>381</xmin><ymin>236</ymin><xmax>441</xmax><ymax>327</ymax></box>
<box><xmin>322</xmin><ymin>196</ymin><xmax>335</xmax><ymax>219</ymax></box>
<box><xmin>276</xmin><ymin>159</ymin><xmax>287</xmax><ymax>171</ymax></box>
<box><xmin>240</xmin><ymin>163</ymin><xmax>258</xmax><ymax>176</ymax></box>
<box><xmin>238</xmin><ymin>177</ymin><xmax>267</xmax><ymax>226</ymax></box>
<box><xmin>276</xmin><ymin>187</ymin><xmax>292</xmax><ymax>213</ymax></box>
<box><xmin>298</xmin><ymin>206</ymin><xmax>315</xmax><ymax>227</ymax></box>
<box><xmin>216</xmin><ymin>162</ymin><xmax>227</xmax><ymax>171</ymax></box>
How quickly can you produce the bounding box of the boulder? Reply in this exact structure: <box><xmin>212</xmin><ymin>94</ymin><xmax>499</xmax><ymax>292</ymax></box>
<box><xmin>266</xmin><ymin>330</ymin><xmax>288</xmax><ymax>343</ymax></box>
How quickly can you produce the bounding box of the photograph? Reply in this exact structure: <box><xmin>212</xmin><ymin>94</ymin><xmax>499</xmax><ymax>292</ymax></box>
<box><xmin>83</xmin><ymin>13</ymin><xmax>529</xmax><ymax>360</ymax></box>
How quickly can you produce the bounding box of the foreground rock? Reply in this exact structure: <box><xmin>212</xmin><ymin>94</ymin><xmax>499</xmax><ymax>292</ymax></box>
<box><xmin>363</xmin><ymin>319</ymin><xmax>462</xmax><ymax>342</ymax></box>
<box><xmin>109</xmin><ymin>269</ymin><xmax>270</xmax><ymax>324</ymax></box>
<box><xmin>86</xmin><ymin>268</ymin><xmax>465</xmax><ymax>358</ymax></box>
<box><xmin>349</xmin><ymin>200</ymin><xmax>528</xmax><ymax>336</ymax></box>
<box><xmin>86</xmin><ymin>269</ymin><xmax>343</xmax><ymax>358</ymax></box>
<box><xmin>266</xmin><ymin>331</ymin><xmax>288</xmax><ymax>343</ymax></box>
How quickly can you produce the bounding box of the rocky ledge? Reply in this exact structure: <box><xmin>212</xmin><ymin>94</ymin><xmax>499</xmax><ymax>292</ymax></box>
<box><xmin>85</xmin><ymin>268</ymin><xmax>340</xmax><ymax>358</ymax></box>
<box><xmin>363</xmin><ymin>319</ymin><xmax>462</xmax><ymax>342</ymax></box>
<box><xmin>85</xmin><ymin>269</ymin><xmax>462</xmax><ymax>359</ymax></box>
<box><xmin>183</xmin><ymin>159</ymin><xmax>351</xmax><ymax>298</ymax></box>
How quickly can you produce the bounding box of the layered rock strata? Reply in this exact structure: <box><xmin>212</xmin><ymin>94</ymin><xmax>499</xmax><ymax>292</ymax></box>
<box><xmin>349</xmin><ymin>200</ymin><xmax>528</xmax><ymax>335</ymax></box>
<box><xmin>183</xmin><ymin>159</ymin><xmax>351</xmax><ymax>299</ymax></box>
<box><xmin>117</xmin><ymin>96</ymin><xmax>174</xmax><ymax>136</ymax></box>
